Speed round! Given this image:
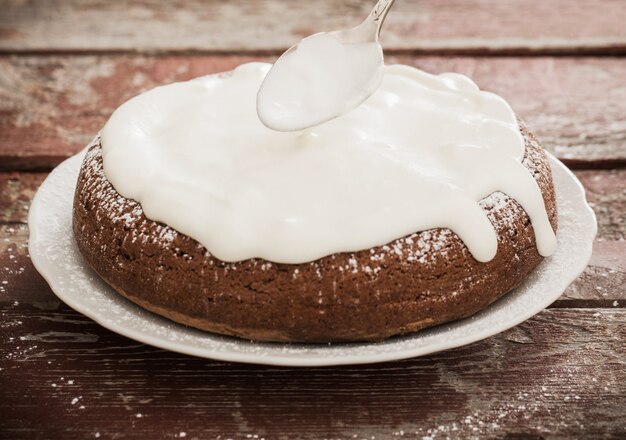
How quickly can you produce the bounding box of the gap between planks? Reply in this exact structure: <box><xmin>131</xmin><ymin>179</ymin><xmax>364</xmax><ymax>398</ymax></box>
<box><xmin>2</xmin><ymin>46</ymin><xmax>626</xmax><ymax>58</ymax></box>
<box><xmin>2</xmin><ymin>0</ymin><xmax>626</xmax><ymax>55</ymax></box>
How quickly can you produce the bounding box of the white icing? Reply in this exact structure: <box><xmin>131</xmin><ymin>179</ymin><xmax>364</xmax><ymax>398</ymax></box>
<box><xmin>257</xmin><ymin>32</ymin><xmax>384</xmax><ymax>131</ymax></box>
<box><xmin>101</xmin><ymin>62</ymin><xmax>556</xmax><ymax>264</ymax></box>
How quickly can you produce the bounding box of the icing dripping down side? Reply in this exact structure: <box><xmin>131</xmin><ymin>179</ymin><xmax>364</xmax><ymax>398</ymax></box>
<box><xmin>100</xmin><ymin>63</ymin><xmax>557</xmax><ymax>264</ymax></box>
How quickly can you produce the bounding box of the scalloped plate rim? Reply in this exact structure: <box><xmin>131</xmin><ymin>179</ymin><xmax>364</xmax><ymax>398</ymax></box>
<box><xmin>28</xmin><ymin>150</ymin><xmax>596</xmax><ymax>367</ymax></box>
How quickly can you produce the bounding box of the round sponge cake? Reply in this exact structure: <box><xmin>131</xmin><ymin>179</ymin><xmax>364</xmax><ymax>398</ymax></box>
<box><xmin>72</xmin><ymin>121</ymin><xmax>557</xmax><ymax>342</ymax></box>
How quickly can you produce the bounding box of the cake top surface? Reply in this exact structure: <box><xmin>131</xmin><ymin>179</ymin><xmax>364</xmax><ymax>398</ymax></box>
<box><xmin>100</xmin><ymin>62</ymin><xmax>556</xmax><ymax>264</ymax></box>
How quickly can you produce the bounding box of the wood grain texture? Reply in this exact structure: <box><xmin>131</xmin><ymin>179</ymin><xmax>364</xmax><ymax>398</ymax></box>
<box><xmin>0</xmin><ymin>173</ymin><xmax>44</xmax><ymax>224</ymax></box>
<box><xmin>1</xmin><ymin>305</ymin><xmax>624</xmax><ymax>439</ymax></box>
<box><xmin>1</xmin><ymin>2</ymin><xmax>624</xmax><ymax>437</ymax></box>
<box><xmin>1</xmin><ymin>0</ymin><xmax>625</xmax><ymax>54</ymax></box>
<box><xmin>576</xmin><ymin>170</ymin><xmax>626</xmax><ymax>241</ymax></box>
<box><xmin>558</xmin><ymin>169</ymin><xmax>626</xmax><ymax>307</ymax></box>
<box><xmin>1</xmin><ymin>55</ymin><xmax>625</xmax><ymax>170</ymax></box>
<box><xmin>0</xmin><ymin>224</ymin><xmax>53</xmax><ymax>304</ymax></box>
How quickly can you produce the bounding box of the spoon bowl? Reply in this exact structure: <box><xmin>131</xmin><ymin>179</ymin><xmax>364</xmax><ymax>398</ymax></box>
<box><xmin>256</xmin><ymin>0</ymin><xmax>396</xmax><ymax>132</ymax></box>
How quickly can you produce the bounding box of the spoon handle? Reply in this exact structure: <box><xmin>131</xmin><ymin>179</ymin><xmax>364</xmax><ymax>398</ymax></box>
<box><xmin>368</xmin><ymin>0</ymin><xmax>396</xmax><ymax>34</ymax></box>
<box><xmin>333</xmin><ymin>0</ymin><xmax>397</xmax><ymax>43</ymax></box>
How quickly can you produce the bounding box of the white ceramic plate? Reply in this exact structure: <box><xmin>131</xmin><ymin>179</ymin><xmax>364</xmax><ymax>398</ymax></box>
<box><xmin>28</xmin><ymin>150</ymin><xmax>596</xmax><ymax>367</ymax></box>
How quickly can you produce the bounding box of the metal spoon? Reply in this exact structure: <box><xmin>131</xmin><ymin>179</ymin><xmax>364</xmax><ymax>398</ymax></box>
<box><xmin>257</xmin><ymin>0</ymin><xmax>396</xmax><ymax>132</ymax></box>
<box><xmin>332</xmin><ymin>0</ymin><xmax>396</xmax><ymax>43</ymax></box>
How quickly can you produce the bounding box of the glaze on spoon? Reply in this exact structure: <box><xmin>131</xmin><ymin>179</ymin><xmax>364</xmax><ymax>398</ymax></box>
<box><xmin>257</xmin><ymin>0</ymin><xmax>395</xmax><ymax>132</ymax></box>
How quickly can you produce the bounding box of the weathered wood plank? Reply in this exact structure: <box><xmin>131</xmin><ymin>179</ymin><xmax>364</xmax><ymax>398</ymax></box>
<box><xmin>1</xmin><ymin>226</ymin><xmax>624</xmax><ymax>307</ymax></box>
<box><xmin>0</xmin><ymin>173</ymin><xmax>45</xmax><ymax>224</ymax></box>
<box><xmin>1</xmin><ymin>306</ymin><xmax>624</xmax><ymax>439</ymax></box>
<box><xmin>558</xmin><ymin>169</ymin><xmax>626</xmax><ymax>307</ymax></box>
<box><xmin>3</xmin><ymin>170</ymin><xmax>622</xmax><ymax>234</ymax></box>
<box><xmin>0</xmin><ymin>224</ymin><xmax>54</xmax><ymax>304</ymax></box>
<box><xmin>392</xmin><ymin>56</ymin><xmax>626</xmax><ymax>168</ymax></box>
<box><xmin>576</xmin><ymin>170</ymin><xmax>626</xmax><ymax>241</ymax></box>
<box><xmin>1</xmin><ymin>0</ymin><xmax>625</xmax><ymax>54</ymax></box>
<box><xmin>0</xmin><ymin>168</ymin><xmax>624</xmax><ymax>306</ymax></box>
<box><xmin>1</xmin><ymin>55</ymin><xmax>625</xmax><ymax>170</ymax></box>
<box><xmin>558</xmin><ymin>241</ymin><xmax>625</xmax><ymax>308</ymax></box>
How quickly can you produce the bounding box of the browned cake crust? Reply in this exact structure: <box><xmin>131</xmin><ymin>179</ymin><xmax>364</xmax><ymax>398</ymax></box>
<box><xmin>72</xmin><ymin>122</ymin><xmax>557</xmax><ymax>342</ymax></box>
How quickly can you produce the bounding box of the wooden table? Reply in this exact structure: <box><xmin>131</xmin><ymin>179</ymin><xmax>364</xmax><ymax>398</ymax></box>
<box><xmin>1</xmin><ymin>1</ymin><xmax>624</xmax><ymax>438</ymax></box>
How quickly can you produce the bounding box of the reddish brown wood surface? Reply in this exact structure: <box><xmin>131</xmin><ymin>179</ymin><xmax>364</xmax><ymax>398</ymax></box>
<box><xmin>1</xmin><ymin>0</ymin><xmax>626</xmax><ymax>54</ymax></box>
<box><xmin>560</xmin><ymin>170</ymin><xmax>626</xmax><ymax>307</ymax></box>
<box><xmin>577</xmin><ymin>170</ymin><xmax>626</xmax><ymax>242</ymax></box>
<box><xmin>0</xmin><ymin>305</ymin><xmax>624</xmax><ymax>439</ymax></box>
<box><xmin>1</xmin><ymin>55</ymin><xmax>625</xmax><ymax>171</ymax></box>
<box><xmin>1</xmin><ymin>1</ymin><xmax>625</xmax><ymax>438</ymax></box>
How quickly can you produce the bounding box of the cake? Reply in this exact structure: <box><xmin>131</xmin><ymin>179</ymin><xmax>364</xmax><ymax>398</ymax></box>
<box><xmin>72</xmin><ymin>119</ymin><xmax>557</xmax><ymax>343</ymax></box>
